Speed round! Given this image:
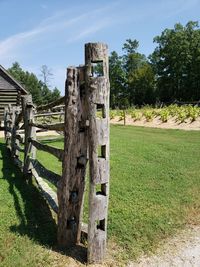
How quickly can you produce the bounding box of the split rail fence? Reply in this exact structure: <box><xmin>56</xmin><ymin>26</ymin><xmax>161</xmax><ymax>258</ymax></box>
<box><xmin>4</xmin><ymin>43</ymin><xmax>110</xmax><ymax>264</ymax></box>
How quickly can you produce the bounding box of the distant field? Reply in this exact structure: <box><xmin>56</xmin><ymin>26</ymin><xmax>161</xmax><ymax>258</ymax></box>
<box><xmin>0</xmin><ymin>125</ymin><xmax>200</xmax><ymax>265</ymax></box>
<box><xmin>110</xmin><ymin>104</ymin><xmax>200</xmax><ymax>123</ymax></box>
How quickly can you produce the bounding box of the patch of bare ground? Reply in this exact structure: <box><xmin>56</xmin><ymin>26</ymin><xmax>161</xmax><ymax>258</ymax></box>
<box><xmin>128</xmin><ymin>225</ymin><xmax>200</xmax><ymax>267</ymax></box>
<box><xmin>111</xmin><ymin>116</ymin><xmax>200</xmax><ymax>131</ymax></box>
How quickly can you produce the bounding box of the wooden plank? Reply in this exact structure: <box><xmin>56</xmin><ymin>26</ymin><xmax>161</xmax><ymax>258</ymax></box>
<box><xmin>14</xmin><ymin>157</ymin><xmax>23</xmax><ymax>171</ymax></box>
<box><xmin>0</xmin><ymin>99</ymin><xmax>17</xmax><ymax>103</ymax></box>
<box><xmin>0</xmin><ymin>91</ymin><xmax>18</xmax><ymax>95</ymax></box>
<box><xmin>14</xmin><ymin>144</ymin><xmax>24</xmax><ymax>152</ymax></box>
<box><xmin>0</xmin><ymin>96</ymin><xmax>17</xmax><ymax>100</ymax></box>
<box><xmin>0</xmin><ymin>88</ymin><xmax>18</xmax><ymax>91</ymax></box>
<box><xmin>85</xmin><ymin>43</ymin><xmax>110</xmax><ymax>264</ymax></box>
<box><xmin>32</xmin><ymin>167</ymin><xmax>58</xmax><ymax>213</ymax></box>
<box><xmin>57</xmin><ymin>66</ymin><xmax>88</xmax><ymax>249</ymax></box>
<box><xmin>30</xmin><ymin>158</ymin><xmax>61</xmax><ymax>187</ymax></box>
<box><xmin>36</xmin><ymin>96</ymin><xmax>65</xmax><ymax>112</ymax></box>
<box><xmin>30</xmin><ymin>122</ymin><xmax>64</xmax><ymax>131</ymax></box>
<box><xmin>16</xmin><ymin>134</ymin><xmax>24</xmax><ymax>144</ymax></box>
<box><xmin>30</xmin><ymin>139</ymin><xmax>64</xmax><ymax>161</ymax></box>
<box><xmin>34</xmin><ymin>111</ymin><xmax>64</xmax><ymax>118</ymax></box>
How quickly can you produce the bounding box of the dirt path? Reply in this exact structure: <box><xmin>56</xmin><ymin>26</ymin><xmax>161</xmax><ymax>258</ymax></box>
<box><xmin>129</xmin><ymin>226</ymin><xmax>200</xmax><ymax>267</ymax></box>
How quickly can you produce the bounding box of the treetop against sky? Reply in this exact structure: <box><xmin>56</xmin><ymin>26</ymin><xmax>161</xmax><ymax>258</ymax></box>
<box><xmin>0</xmin><ymin>0</ymin><xmax>199</xmax><ymax>94</ymax></box>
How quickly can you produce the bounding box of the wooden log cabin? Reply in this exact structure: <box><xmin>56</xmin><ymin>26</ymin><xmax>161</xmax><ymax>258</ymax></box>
<box><xmin>0</xmin><ymin>65</ymin><xmax>27</xmax><ymax>126</ymax></box>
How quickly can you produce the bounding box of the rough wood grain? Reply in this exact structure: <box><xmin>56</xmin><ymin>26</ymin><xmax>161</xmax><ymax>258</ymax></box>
<box><xmin>85</xmin><ymin>43</ymin><xmax>110</xmax><ymax>264</ymax></box>
<box><xmin>32</xmin><ymin>167</ymin><xmax>58</xmax><ymax>213</ymax></box>
<box><xmin>57</xmin><ymin>66</ymin><xmax>88</xmax><ymax>249</ymax></box>
<box><xmin>30</xmin><ymin>139</ymin><xmax>64</xmax><ymax>161</ymax></box>
<box><xmin>30</xmin><ymin>158</ymin><xmax>61</xmax><ymax>187</ymax></box>
<box><xmin>30</xmin><ymin>122</ymin><xmax>64</xmax><ymax>131</ymax></box>
<box><xmin>22</xmin><ymin>95</ymin><xmax>36</xmax><ymax>176</ymax></box>
<box><xmin>34</xmin><ymin>111</ymin><xmax>64</xmax><ymax>118</ymax></box>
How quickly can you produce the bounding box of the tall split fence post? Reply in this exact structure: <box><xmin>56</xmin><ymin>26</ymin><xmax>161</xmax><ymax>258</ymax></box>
<box><xmin>12</xmin><ymin>107</ymin><xmax>21</xmax><ymax>158</ymax></box>
<box><xmin>22</xmin><ymin>95</ymin><xmax>36</xmax><ymax>177</ymax></box>
<box><xmin>4</xmin><ymin>104</ymin><xmax>13</xmax><ymax>149</ymax></box>
<box><xmin>57</xmin><ymin>65</ymin><xmax>88</xmax><ymax>248</ymax></box>
<box><xmin>85</xmin><ymin>43</ymin><xmax>110</xmax><ymax>263</ymax></box>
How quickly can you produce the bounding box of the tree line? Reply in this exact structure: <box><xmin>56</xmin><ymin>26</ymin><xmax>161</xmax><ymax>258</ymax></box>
<box><xmin>109</xmin><ymin>21</ymin><xmax>200</xmax><ymax>108</ymax></box>
<box><xmin>8</xmin><ymin>62</ymin><xmax>61</xmax><ymax>105</ymax></box>
<box><xmin>8</xmin><ymin>21</ymin><xmax>200</xmax><ymax>107</ymax></box>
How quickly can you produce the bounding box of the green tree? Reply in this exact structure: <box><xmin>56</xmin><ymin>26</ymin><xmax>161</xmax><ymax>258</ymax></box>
<box><xmin>8</xmin><ymin>62</ymin><xmax>61</xmax><ymax>105</ymax></box>
<box><xmin>122</xmin><ymin>39</ymin><xmax>155</xmax><ymax>106</ymax></box>
<box><xmin>151</xmin><ymin>21</ymin><xmax>200</xmax><ymax>102</ymax></box>
<box><xmin>109</xmin><ymin>51</ymin><xmax>127</xmax><ymax>108</ymax></box>
<box><xmin>8</xmin><ymin>62</ymin><xmax>43</xmax><ymax>104</ymax></box>
<box><xmin>129</xmin><ymin>63</ymin><xmax>156</xmax><ymax>105</ymax></box>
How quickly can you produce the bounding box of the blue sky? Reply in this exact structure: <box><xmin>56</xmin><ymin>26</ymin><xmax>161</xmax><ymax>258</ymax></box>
<box><xmin>0</xmin><ymin>0</ymin><xmax>200</xmax><ymax>95</ymax></box>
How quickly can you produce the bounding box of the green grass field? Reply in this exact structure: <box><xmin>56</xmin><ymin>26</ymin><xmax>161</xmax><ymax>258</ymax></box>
<box><xmin>0</xmin><ymin>125</ymin><xmax>200</xmax><ymax>266</ymax></box>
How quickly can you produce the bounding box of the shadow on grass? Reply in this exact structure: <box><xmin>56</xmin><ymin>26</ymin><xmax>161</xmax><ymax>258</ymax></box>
<box><xmin>0</xmin><ymin>141</ymin><xmax>87</xmax><ymax>264</ymax></box>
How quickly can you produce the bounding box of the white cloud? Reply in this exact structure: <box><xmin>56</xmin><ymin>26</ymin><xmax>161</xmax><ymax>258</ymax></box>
<box><xmin>0</xmin><ymin>2</ymin><xmax>118</xmax><ymax>62</ymax></box>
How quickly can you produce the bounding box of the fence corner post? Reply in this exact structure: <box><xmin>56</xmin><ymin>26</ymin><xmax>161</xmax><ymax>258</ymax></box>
<box><xmin>22</xmin><ymin>95</ymin><xmax>36</xmax><ymax>177</ymax></box>
<box><xmin>85</xmin><ymin>42</ymin><xmax>110</xmax><ymax>264</ymax></box>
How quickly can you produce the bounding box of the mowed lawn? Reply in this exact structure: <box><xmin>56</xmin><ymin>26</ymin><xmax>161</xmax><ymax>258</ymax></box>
<box><xmin>0</xmin><ymin>125</ymin><xmax>200</xmax><ymax>265</ymax></box>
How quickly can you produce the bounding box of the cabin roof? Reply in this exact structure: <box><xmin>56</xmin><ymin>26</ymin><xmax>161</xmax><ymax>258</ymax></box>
<box><xmin>0</xmin><ymin>65</ymin><xmax>28</xmax><ymax>94</ymax></box>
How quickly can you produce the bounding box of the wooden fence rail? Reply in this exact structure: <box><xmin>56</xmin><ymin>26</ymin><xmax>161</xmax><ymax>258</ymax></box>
<box><xmin>3</xmin><ymin>42</ymin><xmax>110</xmax><ymax>264</ymax></box>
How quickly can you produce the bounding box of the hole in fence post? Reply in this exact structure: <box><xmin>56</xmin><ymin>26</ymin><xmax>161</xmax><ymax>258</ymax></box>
<box><xmin>96</xmin><ymin>183</ymin><xmax>107</xmax><ymax>196</ymax></box>
<box><xmin>97</xmin><ymin>145</ymin><xmax>106</xmax><ymax>159</ymax></box>
<box><xmin>91</xmin><ymin>61</ymin><xmax>104</xmax><ymax>77</ymax></box>
<box><xmin>96</xmin><ymin>219</ymin><xmax>105</xmax><ymax>231</ymax></box>
<box><xmin>96</xmin><ymin>104</ymin><xmax>106</xmax><ymax>119</ymax></box>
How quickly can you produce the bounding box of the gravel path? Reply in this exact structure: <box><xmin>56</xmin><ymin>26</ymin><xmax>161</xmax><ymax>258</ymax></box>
<box><xmin>129</xmin><ymin>226</ymin><xmax>200</xmax><ymax>267</ymax></box>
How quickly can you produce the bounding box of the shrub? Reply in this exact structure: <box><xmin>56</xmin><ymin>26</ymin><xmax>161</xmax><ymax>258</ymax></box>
<box><xmin>160</xmin><ymin>109</ymin><xmax>170</xmax><ymax>122</ymax></box>
<box><xmin>143</xmin><ymin>110</ymin><xmax>154</xmax><ymax>122</ymax></box>
<box><xmin>130</xmin><ymin>111</ymin><xmax>142</xmax><ymax>121</ymax></box>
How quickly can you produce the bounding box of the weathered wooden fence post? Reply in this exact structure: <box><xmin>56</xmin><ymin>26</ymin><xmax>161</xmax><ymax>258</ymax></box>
<box><xmin>85</xmin><ymin>43</ymin><xmax>110</xmax><ymax>263</ymax></box>
<box><xmin>4</xmin><ymin>107</ymin><xmax>9</xmax><ymax>144</ymax></box>
<box><xmin>22</xmin><ymin>95</ymin><xmax>36</xmax><ymax>176</ymax></box>
<box><xmin>4</xmin><ymin>104</ymin><xmax>13</xmax><ymax>149</ymax></box>
<box><xmin>57</xmin><ymin>66</ymin><xmax>88</xmax><ymax>248</ymax></box>
<box><xmin>11</xmin><ymin>106</ymin><xmax>17</xmax><ymax>158</ymax></box>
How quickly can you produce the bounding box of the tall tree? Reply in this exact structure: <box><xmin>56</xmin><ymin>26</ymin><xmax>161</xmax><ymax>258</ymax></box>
<box><xmin>40</xmin><ymin>65</ymin><xmax>53</xmax><ymax>88</ymax></box>
<box><xmin>109</xmin><ymin>51</ymin><xmax>127</xmax><ymax>108</ymax></box>
<box><xmin>150</xmin><ymin>21</ymin><xmax>200</xmax><ymax>102</ymax></box>
<box><xmin>122</xmin><ymin>39</ymin><xmax>155</xmax><ymax>106</ymax></box>
<box><xmin>8</xmin><ymin>62</ymin><xmax>61</xmax><ymax>105</ymax></box>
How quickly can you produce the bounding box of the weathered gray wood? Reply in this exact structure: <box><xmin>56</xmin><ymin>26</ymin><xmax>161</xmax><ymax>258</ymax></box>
<box><xmin>22</xmin><ymin>95</ymin><xmax>36</xmax><ymax>176</ymax></box>
<box><xmin>30</xmin><ymin>158</ymin><xmax>61</xmax><ymax>187</ymax></box>
<box><xmin>30</xmin><ymin>139</ymin><xmax>64</xmax><ymax>161</ymax></box>
<box><xmin>30</xmin><ymin>122</ymin><xmax>64</xmax><ymax>131</ymax></box>
<box><xmin>31</xmin><ymin>167</ymin><xmax>58</xmax><ymax>213</ymax></box>
<box><xmin>85</xmin><ymin>43</ymin><xmax>110</xmax><ymax>263</ymax></box>
<box><xmin>16</xmin><ymin>133</ymin><xmax>24</xmax><ymax>144</ymax></box>
<box><xmin>14</xmin><ymin>144</ymin><xmax>24</xmax><ymax>153</ymax></box>
<box><xmin>11</xmin><ymin>108</ymin><xmax>21</xmax><ymax>158</ymax></box>
<box><xmin>15</xmin><ymin>111</ymin><xmax>23</xmax><ymax>126</ymax></box>
<box><xmin>57</xmin><ymin>66</ymin><xmax>88</xmax><ymax>249</ymax></box>
<box><xmin>36</xmin><ymin>96</ymin><xmax>65</xmax><ymax>112</ymax></box>
<box><xmin>5</xmin><ymin>105</ymin><xmax>13</xmax><ymax>148</ymax></box>
<box><xmin>34</xmin><ymin>111</ymin><xmax>64</xmax><ymax>118</ymax></box>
